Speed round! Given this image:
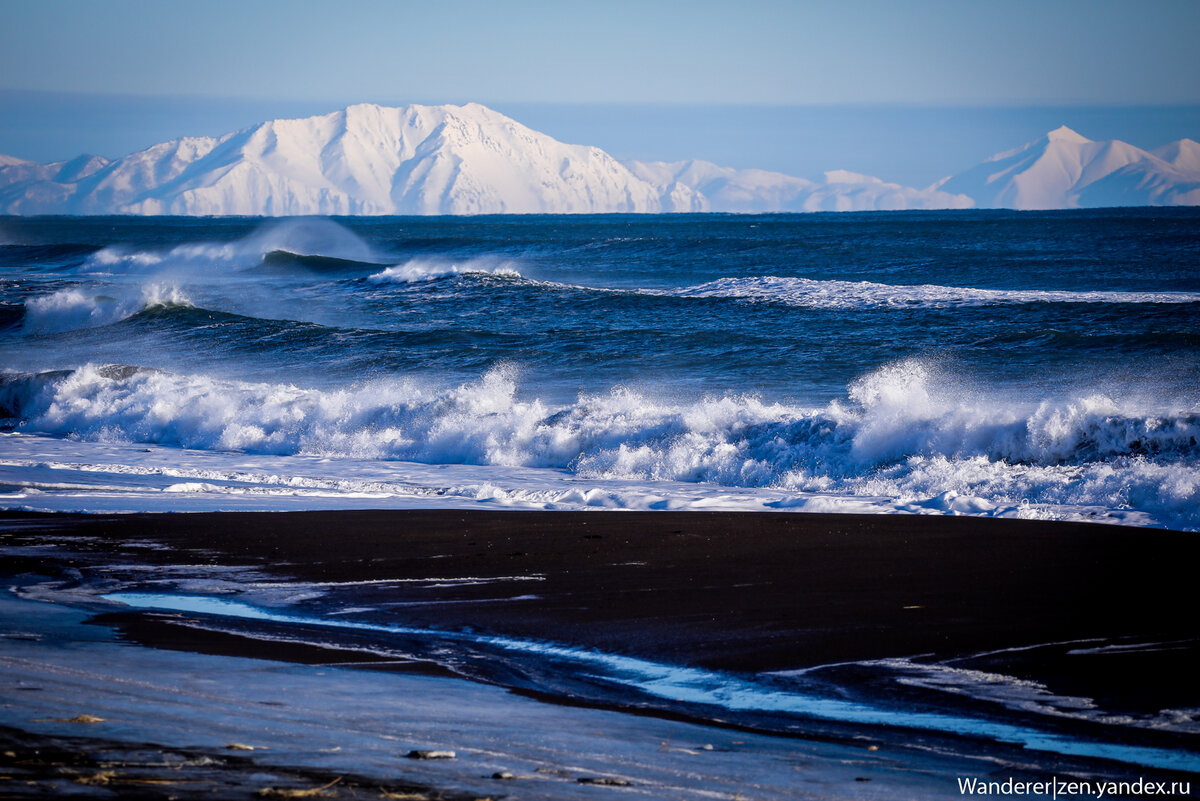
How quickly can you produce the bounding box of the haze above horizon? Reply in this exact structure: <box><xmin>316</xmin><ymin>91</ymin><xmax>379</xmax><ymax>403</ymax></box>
<box><xmin>4</xmin><ymin>0</ymin><xmax>1199</xmax><ymax>106</ymax></box>
<box><xmin>2</xmin><ymin>0</ymin><xmax>1198</xmax><ymax>185</ymax></box>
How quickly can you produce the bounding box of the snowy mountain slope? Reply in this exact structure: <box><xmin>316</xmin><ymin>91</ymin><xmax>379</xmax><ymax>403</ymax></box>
<box><xmin>1</xmin><ymin>107</ymin><xmax>1197</xmax><ymax>215</ymax></box>
<box><xmin>0</xmin><ymin>104</ymin><xmax>663</xmax><ymax>215</ymax></box>
<box><xmin>936</xmin><ymin>126</ymin><xmax>1200</xmax><ymax>209</ymax></box>
<box><xmin>0</xmin><ymin>154</ymin><xmax>111</xmax><ymax>190</ymax></box>
<box><xmin>624</xmin><ymin>159</ymin><xmax>814</xmax><ymax>212</ymax></box>
<box><xmin>0</xmin><ymin>103</ymin><xmax>973</xmax><ymax>215</ymax></box>
<box><xmin>624</xmin><ymin>159</ymin><xmax>971</xmax><ymax>212</ymax></box>
<box><xmin>803</xmin><ymin>170</ymin><xmax>973</xmax><ymax>211</ymax></box>
<box><xmin>0</xmin><ymin>152</ymin><xmax>115</xmax><ymax>214</ymax></box>
<box><xmin>1153</xmin><ymin>138</ymin><xmax>1200</xmax><ymax>173</ymax></box>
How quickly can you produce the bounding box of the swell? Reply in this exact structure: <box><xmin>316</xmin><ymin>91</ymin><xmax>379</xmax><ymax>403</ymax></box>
<box><xmin>75</xmin><ymin>218</ymin><xmax>378</xmax><ymax>274</ymax></box>
<box><xmin>363</xmin><ymin>267</ymin><xmax>1200</xmax><ymax>309</ymax></box>
<box><xmin>255</xmin><ymin>249</ymin><xmax>389</xmax><ymax>275</ymax></box>
<box><xmin>17</xmin><ymin>217</ymin><xmax>1196</xmax><ymax>313</ymax></box>
<box><xmin>0</xmin><ymin>243</ymin><xmax>100</xmax><ymax>268</ymax></box>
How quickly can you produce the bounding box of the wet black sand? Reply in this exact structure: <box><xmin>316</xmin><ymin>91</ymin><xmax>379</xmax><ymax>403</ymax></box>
<box><xmin>2</xmin><ymin>509</ymin><xmax>1199</xmax><ymax>798</ymax></box>
<box><xmin>10</xmin><ymin>509</ymin><xmax>1200</xmax><ymax>675</ymax></box>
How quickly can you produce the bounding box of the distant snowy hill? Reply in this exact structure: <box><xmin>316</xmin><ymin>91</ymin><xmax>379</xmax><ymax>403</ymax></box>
<box><xmin>0</xmin><ymin>104</ymin><xmax>661</xmax><ymax>215</ymax></box>
<box><xmin>936</xmin><ymin>126</ymin><xmax>1200</xmax><ymax>209</ymax></box>
<box><xmin>1152</xmin><ymin>138</ymin><xmax>1200</xmax><ymax>173</ymax></box>
<box><xmin>0</xmin><ymin>106</ymin><xmax>1196</xmax><ymax>215</ymax></box>
<box><xmin>624</xmin><ymin>160</ymin><xmax>971</xmax><ymax>212</ymax></box>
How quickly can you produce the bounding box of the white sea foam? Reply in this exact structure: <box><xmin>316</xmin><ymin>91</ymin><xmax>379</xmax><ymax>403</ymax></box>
<box><xmin>668</xmin><ymin>276</ymin><xmax>1200</xmax><ymax>309</ymax></box>
<box><xmin>23</xmin><ymin>284</ymin><xmax>192</xmax><ymax>333</ymax></box>
<box><xmin>368</xmin><ymin>258</ymin><xmax>523</xmax><ymax>283</ymax></box>
<box><xmin>857</xmin><ymin>657</ymin><xmax>1200</xmax><ymax>734</ymax></box>
<box><xmin>371</xmin><ymin>268</ymin><xmax>1200</xmax><ymax>310</ymax></box>
<box><xmin>1</xmin><ymin>360</ymin><xmax>1197</xmax><ymax>528</ymax></box>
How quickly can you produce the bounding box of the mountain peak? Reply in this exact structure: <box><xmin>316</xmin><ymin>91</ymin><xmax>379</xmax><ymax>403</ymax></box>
<box><xmin>1</xmin><ymin>106</ymin><xmax>1197</xmax><ymax>215</ymax></box>
<box><xmin>1152</xmin><ymin>138</ymin><xmax>1200</xmax><ymax>172</ymax></box>
<box><xmin>1046</xmin><ymin>125</ymin><xmax>1091</xmax><ymax>144</ymax></box>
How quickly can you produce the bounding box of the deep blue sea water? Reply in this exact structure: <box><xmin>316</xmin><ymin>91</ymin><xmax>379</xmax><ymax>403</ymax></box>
<box><xmin>1</xmin><ymin>210</ymin><xmax>1198</xmax><ymax>526</ymax></box>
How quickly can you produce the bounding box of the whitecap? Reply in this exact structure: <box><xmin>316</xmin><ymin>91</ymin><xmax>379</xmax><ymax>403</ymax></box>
<box><xmin>4</xmin><ymin>360</ymin><xmax>1197</xmax><ymax>528</ymax></box>
<box><xmin>667</xmin><ymin>276</ymin><xmax>1200</xmax><ymax>309</ymax></box>
<box><xmin>368</xmin><ymin>257</ymin><xmax>523</xmax><ymax>283</ymax></box>
<box><xmin>23</xmin><ymin>284</ymin><xmax>192</xmax><ymax>333</ymax></box>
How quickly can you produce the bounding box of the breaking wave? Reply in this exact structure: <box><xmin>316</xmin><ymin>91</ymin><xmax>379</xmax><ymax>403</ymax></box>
<box><xmin>667</xmin><ymin>276</ymin><xmax>1200</xmax><ymax>309</ymax></box>
<box><xmin>3</xmin><ymin>360</ymin><xmax>1197</xmax><ymax>528</ymax></box>
<box><xmin>368</xmin><ymin>258</ymin><xmax>523</xmax><ymax>283</ymax></box>
<box><xmin>23</xmin><ymin>284</ymin><xmax>192</xmax><ymax>333</ymax></box>
<box><xmin>80</xmin><ymin>218</ymin><xmax>377</xmax><ymax>275</ymax></box>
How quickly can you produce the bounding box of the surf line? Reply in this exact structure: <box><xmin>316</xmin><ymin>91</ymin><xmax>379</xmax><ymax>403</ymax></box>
<box><xmin>102</xmin><ymin>591</ymin><xmax>1199</xmax><ymax>773</ymax></box>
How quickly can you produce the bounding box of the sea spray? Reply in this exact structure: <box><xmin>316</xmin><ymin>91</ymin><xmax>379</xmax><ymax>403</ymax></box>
<box><xmin>4</xmin><ymin>361</ymin><xmax>1197</xmax><ymax>527</ymax></box>
<box><xmin>81</xmin><ymin>218</ymin><xmax>377</xmax><ymax>275</ymax></box>
<box><xmin>3</xmin><ymin>212</ymin><xmax>1198</xmax><ymax>526</ymax></box>
<box><xmin>368</xmin><ymin>258</ymin><xmax>523</xmax><ymax>283</ymax></box>
<box><xmin>23</xmin><ymin>284</ymin><xmax>192</xmax><ymax>333</ymax></box>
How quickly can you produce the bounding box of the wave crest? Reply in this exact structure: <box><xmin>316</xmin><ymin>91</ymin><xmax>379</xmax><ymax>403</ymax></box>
<box><xmin>3</xmin><ymin>361</ymin><xmax>1198</xmax><ymax>527</ymax></box>
<box><xmin>23</xmin><ymin>284</ymin><xmax>192</xmax><ymax>333</ymax></box>
<box><xmin>669</xmin><ymin>276</ymin><xmax>1200</xmax><ymax>309</ymax></box>
<box><xmin>368</xmin><ymin>258</ymin><xmax>523</xmax><ymax>283</ymax></box>
<box><xmin>82</xmin><ymin>219</ymin><xmax>376</xmax><ymax>275</ymax></box>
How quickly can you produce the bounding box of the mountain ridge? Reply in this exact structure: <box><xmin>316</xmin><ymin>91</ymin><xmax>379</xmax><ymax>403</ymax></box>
<box><xmin>0</xmin><ymin>104</ymin><xmax>1196</xmax><ymax>215</ymax></box>
<box><xmin>937</xmin><ymin>125</ymin><xmax>1200</xmax><ymax>209</ymax></box>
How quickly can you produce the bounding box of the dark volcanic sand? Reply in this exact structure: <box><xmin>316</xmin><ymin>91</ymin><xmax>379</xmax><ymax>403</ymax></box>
<box><xmin>3</xmin><ymin>510</ymin><xmax>1199</xmax><ymax>797</ymax></box>
<box><xmin>5</xmin><ymin>510</ymin><xmax>1199</xmax><ymax>703</ymax></box>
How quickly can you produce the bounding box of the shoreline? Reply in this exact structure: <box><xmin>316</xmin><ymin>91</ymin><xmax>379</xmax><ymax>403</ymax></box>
<box><xmin>7</xmin><ymin>508</ymin><xmax>1196</xmax><ymax>672</ymax></box>
<box><xmin>2</xmin><ymin>508</ymin><xmax>1198</xmax><ymax>796</ymax></box>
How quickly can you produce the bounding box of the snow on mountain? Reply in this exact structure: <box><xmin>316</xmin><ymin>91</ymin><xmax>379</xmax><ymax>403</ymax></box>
<box><xmin>1152</xmin><ymin>138</ymin><xmax>1200</xmax><ymax>173</ymax></box>
<box><xmin>936</xmin><ymin>126</ymin><xmax>1200</xmax><ymax>209</ymax></box>
<box><xmin>804</xmin><ymin>170</ymin><xmax>973</xmax><ymax>212</ymax></box>
<box><xmin>624</xmin><ymin>159</ymin><xmax>812</xmax><ymax>212</ymax></box>
<box><xmin>0</xmin><ymin>104</ymin><xmax>662</xmax><ymax>215</ymax></box>
<box><xmin>0</xmin><ymin>152</ymin><xmax>117</xmax><ymax>214</ymax></box>
<box><xmin>624</xmin><ymin>160</ymin><xmax>970</xmax><ymax>212</ymax></box>
<box><xmin>0</xmin><ymin>107</ymin><xmax>1196</xmax><ymax>215</ymax></box>
<box><xmin>0</xmin><ymin>103</ymin><xmax>974</xmax><ymax>215</ymax></box>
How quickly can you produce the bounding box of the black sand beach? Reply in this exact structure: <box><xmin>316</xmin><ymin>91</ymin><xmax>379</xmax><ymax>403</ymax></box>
<box><xmin>14</xmin><ymin>509</ymin><xmax>1200</xmax><ymax>673</ymax></box>
<box><xmin>2</xmin><ymin>510</ymin><xmax>1198</xmax><ymax>798</ymax></box>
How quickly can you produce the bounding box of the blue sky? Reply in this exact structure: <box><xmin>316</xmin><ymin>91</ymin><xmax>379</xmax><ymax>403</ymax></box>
<box><xmin>2</xmin><ymin>0</ymin><xmax>1198</xmax><ymax>184</ymax></box>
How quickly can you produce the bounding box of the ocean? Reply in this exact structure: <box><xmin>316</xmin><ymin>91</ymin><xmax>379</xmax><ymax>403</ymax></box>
<box><xmin>2</xmin><ymin>210</ymin><xmax>1199</xmax><ymax>528</ymax></box>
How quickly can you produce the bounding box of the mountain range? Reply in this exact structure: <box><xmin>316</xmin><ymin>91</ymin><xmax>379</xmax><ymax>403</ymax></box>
<box><xmin>1</xmin><ymin>103</ymin><xmax>1197</xmax><ymax>215</ymax></box>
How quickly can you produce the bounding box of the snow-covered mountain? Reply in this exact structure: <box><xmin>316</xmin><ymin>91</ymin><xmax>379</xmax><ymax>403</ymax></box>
<box><xmin>936</xmin><ymin>126</ymin><xmax>1200</xmax><ymax>209</ymax></box>
<box><xmin>0</xmin><ymin>106</ymin><xmax>1196</xmax><ymax>215</ymax></box>
<box><xmin>0</xmin><ymin>104</ymin><xmax>664</xmax><ymax>215</ymax></box>
<box><xmin>1152</xmin><ymin>138</ymin><xmax>1200</xmax><ymax>173</ymax></box>
<box><xmin>624</xmin><ymin>160</ymin><xmax>971</xmax><ymax>212</ymax></box>
<box><xmin>0</xmin><ymin>103</ymin><xmax>965</xmax><ymax>215</ymax></box>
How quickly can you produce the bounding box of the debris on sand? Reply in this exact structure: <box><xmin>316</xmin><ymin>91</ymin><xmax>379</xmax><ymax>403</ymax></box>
<box><xmin>73</xmin><ymin>770</ymin><xmax>117</xmax><ymax>785</ymax></box>
<box><xmin>405</xmin><ymin>749</ymin><xmax>455</xmax><ymax>760</ymax></box>
<box><xmin>577</xmin><ymin>776</ymin><xmax>631</xmax><ymax>786</ymax></box>
<box><xmin>54</xmin><ymin>714</ymin><xmax>106</xmax><ymax>724</ymax></box>
<box><xmin>256</xmin><ymin>776</ymin><xmax>342</xmax><ymax>798</ymax></box>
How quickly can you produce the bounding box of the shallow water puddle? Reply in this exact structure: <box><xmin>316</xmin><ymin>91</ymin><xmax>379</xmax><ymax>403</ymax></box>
<box><xmin>103</xmin><ymin>591</ymin><xmax>1200</xmax><ymax>774</ymax></box>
